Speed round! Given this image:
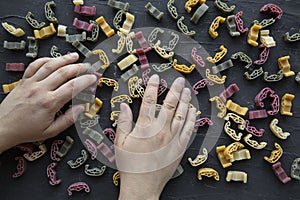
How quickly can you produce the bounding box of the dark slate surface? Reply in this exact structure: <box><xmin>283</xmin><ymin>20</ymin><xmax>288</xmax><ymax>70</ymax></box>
<box><xmin>0</xmin><ymin>0</ymin><xmax>300</xmax><ymax>200</ymax></box>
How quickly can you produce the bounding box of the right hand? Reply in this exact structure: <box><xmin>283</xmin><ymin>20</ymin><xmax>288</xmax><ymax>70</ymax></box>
<box><xmin>115</xmin><ymin>75</ymin><xmax>196</xmax><ymax>200</ymax></box>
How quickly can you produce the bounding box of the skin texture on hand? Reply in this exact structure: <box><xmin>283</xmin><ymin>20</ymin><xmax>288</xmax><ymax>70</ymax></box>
<box><xmin>0</xmin><ymin>53</ymin><xmax>97</xmax><ymax>153</ymax></box>
<box><xmin>115</xmin><ymin>75</ymin><xmax>197</xmax><ymax>200</ymax></box>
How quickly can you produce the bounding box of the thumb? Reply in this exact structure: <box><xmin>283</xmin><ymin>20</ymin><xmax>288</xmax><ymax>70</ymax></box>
<box><xmin>43</xmin><ymin>105</ymin><xmax>84</xmax><ymax>138</ymax></box>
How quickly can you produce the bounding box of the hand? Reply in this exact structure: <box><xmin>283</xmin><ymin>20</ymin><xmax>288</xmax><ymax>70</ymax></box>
<box><xmin>0</xmin><ymin>53</ymin><xmax>97</xmax><ymax>153</ymax></box>
<box><xmin>115</xmin><ymin>74</ymin><xmax>196</xmax><ymax>200</ymax></box>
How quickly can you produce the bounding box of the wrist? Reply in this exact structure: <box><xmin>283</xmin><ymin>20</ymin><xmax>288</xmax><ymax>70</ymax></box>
<box><xmin>118</xmin><ymin>175</ymin><xmax>161</xmax><ymax>200</ymax></box>
<box><xmin>119</xmin><ymin>188</ymin><xmax>159</xmax><ymax>200</ymax></box>
<box><xmin>0</xmin><ymin>121</ymin><xmax>16</xmax><ymax>153</ymax></box>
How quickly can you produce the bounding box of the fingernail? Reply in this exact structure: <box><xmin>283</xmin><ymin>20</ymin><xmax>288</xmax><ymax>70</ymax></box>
<box><xmin>70</xmin><ymin>52</ymin><xmax>79</xmax><ymax>58</ymax></box>
<box><xmin>191</xmin><ymin>108</ymin><xmax>197</xmax><ymax>116</ymax></box>
<box><xmin>84</xmin><ymin>63</ymin><xmax>91</xmax><ymax>67</ymax></box>
<box><xmin>120</xmin><ymin>103</ymin><xmax>127</xmax><ymax>112</ymax></box>
<box><xmin>73</xmin><ymin>105</ymin><xmax>85</xmax><ymax>116</ymax></box>
<box><xmin>183</xmin><ymin>88</ymin><xmax>191</xmax><ymax>96</ymax></box>
<box><xmin>177</xmin><ymin>77</ymin><xmax>185</xmax><ymax>85</ymax></box>
<box><xmin>150</xmin><ymin>74</ymin><xmax>159</xmax><ymax>82</ymax></box>
<box><xmin>93</xmin><ymin>72</ymin><xmax>102</xmax><ymax>78</ymax></box>
<box><xmin>90</xmin><ymin>74</ymin><xmax>98</xmax><ymax>83</ymax></box>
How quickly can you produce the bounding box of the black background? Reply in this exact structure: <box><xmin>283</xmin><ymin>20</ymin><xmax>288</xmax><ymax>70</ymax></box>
<box><xmin>0</xmin><ymin>0</ymin><xmax>300</xmax><ymax>200</ymax></box>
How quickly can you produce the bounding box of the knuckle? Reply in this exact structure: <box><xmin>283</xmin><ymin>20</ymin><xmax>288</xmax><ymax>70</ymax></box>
<box><xmin>66</xmin><ymin>80</ymin><xmax>76</xmax><ymax>91</ymax></box>
<box><xmin>28</xmin><ymin>58</ymin><xmax>48</xmax><ymax>68</ymax></box>
<box><xmin>76</xmin><ymin>63</ymin><xmax>86</xmax><ymax>69</ymax></box>
<box><xmin>26</xmin><ymin>85</ymin><xmax>40</xmax><ymax>98</ymax></box>
<box><xmin>189</xmin><ymin>113</ymin><xmax>197</xmax><ymax>123</ymax></box>
<box><xmin>57</xmin><ymin>67</ymin><xmax>68</xmax><ymax>74</ymax></box>
<box><xmin>65</xmin><ymin>114</ymin><xmax>75</xmax><ymax>125</ymax></box>
<box><xmin>39</xmin><ymin>94</ymin><xmax>55</xmax><ymax>109</ymax></box>
<box><xmin>43</xmin><ymin>127</ymin><xmax>54</xmax><ymax>135</ymax></box>
<box><xmin>116</xmin><ymin>120</ymin><xmax>129</xmax><ymax>133</ymax></box>
<box><xmin>143</xmin><ymin>94</ymin><xmax>156</xmax><ymax>105</ymax></box>
<box><xmin>117</xmin><ymin>119</ymin><xmax>126</xmax><ymax>126</ymax></box>
<box><xmin>43</xmin><ymin>63</ymin><xmax>54</xmax><ymax>72</ymax></box>
<box><xmin>187</xmin><ymin>121</ymin><xmax>196</xmax><ymax>133</ymax></box>
<box><xmin>175</xmin><ymin>113</ymin><xmax>185</xmax><ymax>121</ymax></box>
<box><xmin>182</xmin><ymin>95</ymin><xmax>191</xmax><ymax>103</ymax></box>
<box><xmin>57</xmin><ymin>67</ymin><xmax>71</xmax><ymax>79</ymax></box>
<box><xmin>147</xmin><ymin>81</ymin><xmax>159</xmax><ymax>87</ymax></box>
<box><xmin>117</xmin><ymin>114</ymin><xmax>128</xmax><ymax>125</ymax></box>
<box><xmin>163</xmin><ymin>102</ymin><xmax>176</xmax><ymax>111</ymax></box>
<box><xmin>43</xmin><ymin>129</ymin><xmax>58</xmax><ymax>138</ymax></box>
<box><xmin>172</xmin><ymin>83</ymin><xmax>183</xmax><ymax>94</ymax></box>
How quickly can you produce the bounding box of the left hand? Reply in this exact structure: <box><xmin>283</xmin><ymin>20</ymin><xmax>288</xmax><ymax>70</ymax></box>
<box><xmin>0</xmin><ymin>53</ymin><xmax>97</xmax><ymax>152</ymax></box>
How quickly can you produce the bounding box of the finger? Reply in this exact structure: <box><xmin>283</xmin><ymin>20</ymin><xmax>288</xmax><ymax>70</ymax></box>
<box><xmin>32</xmin><ymin>53</ymin><xmax>79</xmax><ymax>81</ymax></box>
<box><xmin>41</xmin><ymin>63</ymin><xmax>90</xmax><ymax>90</ymax></box>
<box><xmin>117</xmin><ymin>103</ymin><xmax>133</xmax><ymax>134</ymax></box>
<box><xmin>42</xmin><ymin>104</ymin><xmax>84</xmax><ymax>138</ymax></box>
<box><xmin>115</xmin><ymin>103</ymin><xmax>133</xmax><ymax>145</ymax></box>
<box><xmin>23</xmin><ymin>57</ymin><xmax>51</xmax><ymax>79</ymax></box>
<box><xmin>53</xmin><ymin>74</ymin><xmax>97</xmax><ymax>107</ymax></box>
<box><xmin>136</xmin><ymin>74</ymin><xmax>159</xmax><ymax>127</ymax></box>
<box><xmin>179</xmin><ymin>108</ymin><xmax>196</xmax><ymax>148</ymax></box>
<box><xmin>158</xmin><ymin>77</ymin><xmax>185</xmax><ymax>126</ymax></box>
<box><xmin>171</xmin><ymin>88</ymin><xmax>191</xmax><ymax>135</ymax></box>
